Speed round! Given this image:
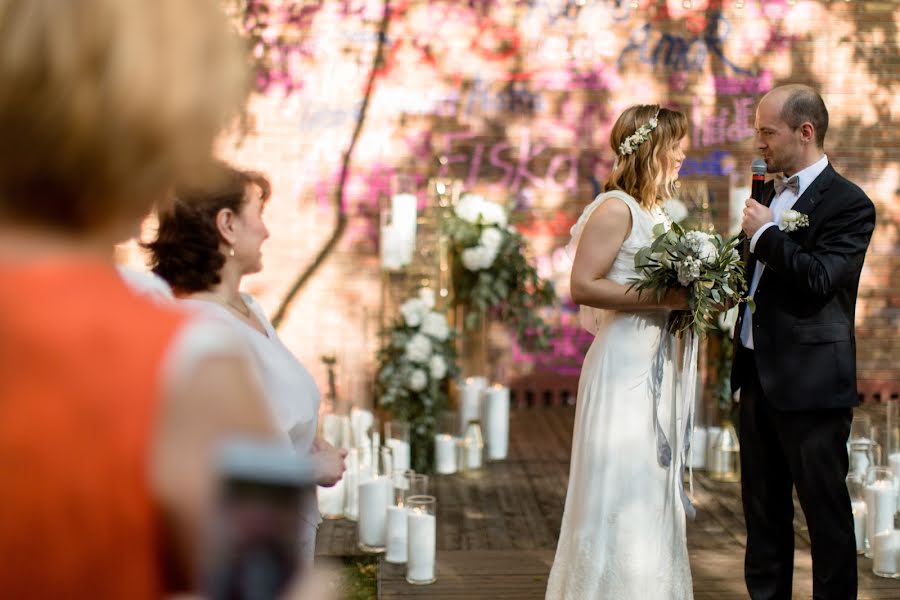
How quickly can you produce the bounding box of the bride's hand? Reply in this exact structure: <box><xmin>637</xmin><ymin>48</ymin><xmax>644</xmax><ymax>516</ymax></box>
<box><xmin>662</xmin><ymin>287</ymin><xmax>690</xmax><ymax>310</ymax></box>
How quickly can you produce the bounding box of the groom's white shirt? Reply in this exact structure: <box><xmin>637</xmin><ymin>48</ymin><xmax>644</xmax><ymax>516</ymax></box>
<box><xmin>740</xmin><ymin>154</ymin><xmax>829</xmax><ymax>349</ymax></box>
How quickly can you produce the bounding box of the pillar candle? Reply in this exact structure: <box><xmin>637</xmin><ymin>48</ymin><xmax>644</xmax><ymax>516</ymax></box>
<box><xmin>889</xmin><ymin>452</ymin><xmax>900</xmax><ymax>479</ymax></box>
<box><xmin>458</xmin><ymin>377</ymin><xmax>486</xmax><ymax>433</ymax></box>
<box><xmin>321</xmin><ymin>414</ymin><xmax>344</xmax><ymax>446</ymax></box>
<box><xmin>387</xmin><ymin>438</ymin><xmax>411</xmax><ymax>472</ymax></box>
<box><xmin>873</xmin><ymin>530</ymin><xmax>900</xmax><ymax>576</ymax></box>
<box><xmin>866</xmin><ymin>479</ymin><xmax>897</xmax><ymax>555</ymax></box>
<box><xmin>689</xmin><ymin>427</ymin><xmax>707</xmax><ymax>469</ymax></box>
<box><xmin>385</xmin><ymin>505</ymin><xmax>408</xmax><ymax>564</ymax></box>
<box><xmin>390</xmin><ymin>193</ymin><xmax>417</xmax><ymax>266</ymax></box>
<box><xmin>406</xmin><ymin>509</ymin><xmax>436</xmax><ymax>583</ymax></box>
<box><xmin>358</xmin><ymin>476</ymin><xmax>392</xmax><ymax>549</ymax></box>
<box><xmin>466</xmin><ymin>439</ymin><xmax>482</xmax><ymax>470</ymax></box>
<box><xmin>317</xmin><ymin>478</ymin><xmax>345</xmax><ymax>519</ymax></box>
<box><xmin>483</xmin><ymin>384</ymin><xmax>509</xmax><ymax>460</ymax></box>
<box><xmin>434</xmin><ymin>434</ymin><xmax>457</xmax><ymax>475</ymax></box>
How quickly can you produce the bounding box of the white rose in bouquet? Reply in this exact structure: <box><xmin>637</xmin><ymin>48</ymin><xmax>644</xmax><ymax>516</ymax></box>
<box><xmin>429</xmin><ymin>355</ymin><xmax>447</xmax><ymax>380</ymax></box>
<box><xmin>697</xmin><ymin>240</ymin><xmax>718</xmax><ymax>265</ymax></box>
<box><xmin>454</xmin><ymin>194</ymin><xmax>487</xmax><ymax>223</ymax></box>
<box><xmin>718</xmin><ymin>306</ymin><xmax>739</xmax><ymax>333</ymax></box>
<box><xmin>461</xmin><ymin>245</ymin><xmax>498</xmax><ymax>271</ymax></box>
<box><xmin>399</xmin><ymin>297</ymin><xmax>428</xmax><ymax>327</ymax></box>
<box><xmin>418</xmin><ymin>287</ymin><xmax>436</xmax><ymax>309</ymax></box>
<box><xmin>478</xmin><ymin>201</ymin><xmax>508</xmax><ymax>227</ymax></box>
<box><xmin>677</xmin><ymin>256</ymin><xmax>702</xmax><ymax>286</ymax></box>
<box><xmin>662</xmin><ymin>198</ymin><xmax>689</xmax><ymax>224</ymax></box>
<box><xmin>408</xmin><ymin>369</ymin><xmax>428</xmax><ymax>392</ymax></box>
<box><xmin>404</xmin><ymin>333</ymin><xmax>433</xmax><ymax>363</ymax></box>
<box><xmin>479</xmin><ymin>226</ymin><xmax>504</xmax><ymax>252</ymax></box>
<box><xmin>421</xmin><ymin>311</ymin><xmax>449</xmax><ymax>341</ymax></box>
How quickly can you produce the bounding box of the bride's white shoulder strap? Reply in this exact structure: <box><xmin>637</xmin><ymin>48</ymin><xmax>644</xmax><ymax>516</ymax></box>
<box><xmin>566</xmin><ymin>190</ymin><xmax>639</xmax><ymax>259</ymax></box>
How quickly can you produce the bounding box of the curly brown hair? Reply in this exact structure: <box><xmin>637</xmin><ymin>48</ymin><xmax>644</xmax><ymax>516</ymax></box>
<box><xmin>144</xmin><ymin>165</ymin><xmax>270</xmax><ymax>293</ymax></box>
<box><xmin>604</xmin><ymin>105</ymin><xmax>688</xmax><ymax>209</ymax></box>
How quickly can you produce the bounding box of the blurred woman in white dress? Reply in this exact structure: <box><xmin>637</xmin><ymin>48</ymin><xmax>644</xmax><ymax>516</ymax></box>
<box><xmin>545</xmin><ymin>104</ymin><xmax>694</xmax><ymax>599</ymax></box>
<box><xmin>145</xmin><ymin>164</ymin><xmax>346</xmax><ymax>567</ymax></box>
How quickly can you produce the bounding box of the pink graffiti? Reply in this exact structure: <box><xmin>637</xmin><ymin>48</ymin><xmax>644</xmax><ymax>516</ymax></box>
<box><xmin>691</xmin><ymin>96</ymin><xmax>755</xmax><ymax>147</ymax></box>
<box><xmin>437</xmin><ymin>130</ymin><xmax>579</xmax><ymax>194</ymax></box>
<box><xmin>714</xmin><ymin>72</ymin><xmax>773</xmax><ymax>95</ymax></box>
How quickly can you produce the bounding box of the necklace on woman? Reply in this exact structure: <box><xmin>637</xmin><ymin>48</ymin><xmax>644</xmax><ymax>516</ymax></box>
<box><xmin>225</xmin><ymin>296</ymin><xmax>251</xmax><ymax>319</ymax></box>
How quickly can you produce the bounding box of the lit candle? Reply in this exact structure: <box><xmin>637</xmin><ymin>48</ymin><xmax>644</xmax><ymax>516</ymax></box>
<box><xmin>390</xmin><ymin>193</ymin><xmax>418</xmax><ymax>266</ymax></box>
<box><xmin>385</xmin><ymin>505</ymin><xmax>408</xmax><ymax>564</ymax></box>
<box><xmin>483</xmin><ymin>384</ymin><xmax>510</xmax><ymax>460</ymax></box>
<box><xmin>865</xmin><ymin>479</ymin><xmax>897</xmax><ymax>554</ymax></box>
<box><xmin>317</xmin><ymin>478</ymin><xmax>345</xmax><ymax>519</ymax></box>
<box><xmin>852</xmin><ymin>499</ymin><xmax>867</xmax><ymax>554</ymax></box>
<box><xmin>458</xmin><ymin>377</ymin><xmax>486</xmax><ymax>433</ymax></box>
<box><xmin>873</xmin><ymin>530</ymin><xmax>900</xmax><ymax>577</ymax></box>
<box><xmin>358</xmin><ymin>476</ymin><xmax>392</xmax><ymax>551</ymax></box>
<box><xmin>387</xmin><ymin>438</ymin><xmax>411</xmax><ymax>472</ymax></box>
<box><xmin>406</xmin><ymin>508</ymin><xmax>436</xmax><ymax>583</ymax></box>
<box><xmin>689</xmin><ymin>427</ymin><xmax>707</xmax><ymax>469</ymax></box>
<box><xmin>434</xmin><ymin>434</ymin><xmax>457</xmax><ymax>474</ymax></box>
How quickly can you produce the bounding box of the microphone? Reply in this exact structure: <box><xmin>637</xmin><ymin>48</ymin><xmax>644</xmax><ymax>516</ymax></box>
<box><xmin>751</xmin><ymin>159</ymin><xmax>767</xmax><ymax>203</ymax></box>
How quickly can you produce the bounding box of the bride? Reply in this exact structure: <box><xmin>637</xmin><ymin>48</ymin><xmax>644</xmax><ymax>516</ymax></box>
<box><xmin>545</xmin><ymin>104</ymin><xmax>694</xmax><ymax>599</ymax></box>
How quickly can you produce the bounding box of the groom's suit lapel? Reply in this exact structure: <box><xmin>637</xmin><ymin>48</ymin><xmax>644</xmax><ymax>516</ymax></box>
<box><xmin>790</xmin><ymin>163</ymin><xmax>834</xmax><ymax>219</ymax></box>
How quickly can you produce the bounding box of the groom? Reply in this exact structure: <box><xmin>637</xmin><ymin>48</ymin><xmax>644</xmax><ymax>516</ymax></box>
<box><xmin>732</xmin><ymin>83</ymin><xmax>877</xmax><ymax>599</ymax></box>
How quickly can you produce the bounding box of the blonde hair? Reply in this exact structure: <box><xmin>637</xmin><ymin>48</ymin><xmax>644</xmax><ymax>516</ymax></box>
<box><xmin>0</xmin><ymin>0</ymin><xmax>251</xmax><ymax>232</ymax></box>
<box><xmin>604</xmin><ymin>105</ymin><xmax>688</xmax><ymax>209</ymax></box>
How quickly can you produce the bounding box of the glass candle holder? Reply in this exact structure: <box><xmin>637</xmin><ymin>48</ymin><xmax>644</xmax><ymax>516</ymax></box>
<box><xmin>865</xmin><ymin>466</ymin><xmax>897</xmax><ymax>558</ymax></box>
<box><xmin>463</xmin><ymin>420</ymin><xmax>485</xmax><ymax>475</ymax></box>
<box><xmin>850</xmin><ymin>412</ymin><xmax>872</xmax><ymax>444</ymax></box>
<box><xmin>406</xmin><ymin>495</ymin><xmax>437</xmax><ymax>585</ymax></box>
<box><xmin>385</xmin><ymin>420</ymin><xmax>411</xmax><ymax>472</ymax></box>
<box><xmin>847</xmin><ymin>472</ymin><xmax>867</xmax><ymax>555</ymax></box>
<box><xmin>849</xmin><ymin>440</ymin><xmax>874</xmax><ymax>479</ymax></box>
<box><xmin>434</xmin><ymin>412</ymin><xmax>458</xmax><ymax>475</ymax></box>
<box><xmin>357</xmin><ymin>447</ymin><xmax>393</xmax><ymax>553</ymax></box>
<box><xmin>342</xmin><ymin>447</ymin><xmax>360</xmax><ymax>521</ymax></box>
<box><xmin>483</xmin><ymin>384</ymin><xmax>510</xmax><ymax>460</ymax></box>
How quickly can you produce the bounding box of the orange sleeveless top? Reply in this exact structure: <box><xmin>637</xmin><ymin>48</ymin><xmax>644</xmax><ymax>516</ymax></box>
<box><xmin>0</xmin><ymin>258</ymin><xmax>189</xmax><ymax>599</ymax></box>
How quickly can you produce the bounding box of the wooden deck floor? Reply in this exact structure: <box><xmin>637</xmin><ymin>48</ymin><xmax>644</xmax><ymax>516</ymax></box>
<box><xmin>316</xmin><ymin>405</ymin><xmax>900</xmax><ymax>599</ymax></box>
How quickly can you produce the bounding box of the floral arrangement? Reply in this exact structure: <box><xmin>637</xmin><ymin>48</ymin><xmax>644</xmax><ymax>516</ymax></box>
<box><xmin>630</xmin><ymin>222</ymin><xmax>750</xmax><ymax>336</ymax></box>
<box><xmin>376</xmin><ymin>288</ymin><xmax>459</xmax><ymax>473</ymax></box>
<box><xmin>779</xmin><ymin>209</ymin><xmax>809</xmax><ymax>232</ymax></box>
<box><xmin>618</xmin><ymin>110</ymin><xmax>660</xmax><ymax>155</ymax></box>
<box><xmin>444</xmin><ymin>193</ymin><xmax>556</xmax><ymax>348</ymax></box>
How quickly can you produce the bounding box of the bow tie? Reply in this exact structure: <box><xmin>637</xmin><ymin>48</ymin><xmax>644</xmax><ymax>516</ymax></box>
<box><xmin>774</xmin><ymin>174</ymin><xmax>800</xmax><ymax>196</ymax></box>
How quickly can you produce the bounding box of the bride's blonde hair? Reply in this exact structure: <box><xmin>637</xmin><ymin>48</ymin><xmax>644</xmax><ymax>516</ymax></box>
<box><xmin>604</xmin><ymin>105</ymin><xmax>688</xmax><ymax>209</ymax></box>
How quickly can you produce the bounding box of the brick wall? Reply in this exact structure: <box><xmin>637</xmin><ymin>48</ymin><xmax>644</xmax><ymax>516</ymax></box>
<box><xmin>121</xmin><ymin>0</ymin><xmax>899</xmax><ymax>405</ymax></box>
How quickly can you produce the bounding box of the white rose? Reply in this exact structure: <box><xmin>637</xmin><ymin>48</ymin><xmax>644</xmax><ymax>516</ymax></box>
<box><xmin>429</xmin><ymin>355</ymin><xmax>447</xmax><ymax>380</ymax></box>
<box><xmin>418</xmin><ymin>288</ymin><xmax>435</xmax><ymax>309</ymax></box>
<box><xmin>651</xmin><ymin>251</ymin><xmax>673</xmax><ymax>269</ymax></box>
<box><xmin>454</xmin><ymin>194</ymin><xmax>487</xmax><ymax>223</ymax></box>
<box><xmin>461</xmin><ymin>245</ymin><xmax>498</xmax><ymax>271</ymax></box>
<box><xmin>697</xmin><ymin>240</ymin><xmax>718</xmax><ymax>265</ymax></box>
<box><xmin>399</xmin><ymin>297</ymin><xmax>427</xmax><ymax>327</ymax></box>
<box><xmin>421</xmin><ymin>311</ymin><xmax>449</xmax><ymax>341</ymax></box>
<box><xmin>479</xmin><ymin>227</ymin><xmax>504</xmax><ymax>252</ymax></box>
<box><xmin>404</xmin><ymin>333</ymin><xmax>433</xmax><ymax>363</ymax></box>
<box><xmin>662</xmin><ymin>198</ymin><xmax>689</xmax><ymax>224</ymax></box>
<box><xmin>478</xmin><ymin>201</ymin><xmax>508</xmax><ymax>227</ymax></box>
<box><xmin>718</xmin><ymin>306</ymin><xmax>739</xmax><ymax>333</ymax></box>
<box><xmin>408</xmin><ymin>369</ymin><xmax>428</xmax><ymax>392</ymax></box>
<box><xmin>677</xmin><ymin>256</ymin><xmax>702</xmax><ymax>286</ymax></box>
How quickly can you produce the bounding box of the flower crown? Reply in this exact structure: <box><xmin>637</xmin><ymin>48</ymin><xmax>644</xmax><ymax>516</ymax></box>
<box><xmin>618</xmin><ymin>108</ymin><xmax>661</xmax><ymax>156</ymax></box>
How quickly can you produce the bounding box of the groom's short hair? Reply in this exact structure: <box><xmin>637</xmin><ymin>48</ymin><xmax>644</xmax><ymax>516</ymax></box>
<box><xmin>780</xmin><ymin>85</ymin><xmax>829</xmax><ymax>149</ymax></box>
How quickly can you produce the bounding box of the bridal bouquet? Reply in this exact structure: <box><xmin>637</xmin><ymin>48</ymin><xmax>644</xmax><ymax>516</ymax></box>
<box><xmin>376</xmin><ymin>288</ymin><xmax>459</xmax><ymax>472</ymax></box>
<box><xmin>444</xmin><ymin>193</ymin><xmax>556</xmax><ymax>348</ymax></box>
<box><xmin>630</xmin><ymin>222</ymin><xmax>750</xmax><ymax>336</ymax></box>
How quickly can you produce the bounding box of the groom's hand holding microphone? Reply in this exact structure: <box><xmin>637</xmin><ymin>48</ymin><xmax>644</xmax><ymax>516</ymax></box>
<box><xmin>742</xmin><ymin>158</ymin><xmax>773</xmax><ymax>238</ymax></box>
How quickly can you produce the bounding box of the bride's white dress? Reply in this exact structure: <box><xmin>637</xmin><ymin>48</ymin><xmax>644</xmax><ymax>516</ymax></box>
<box><xmin>545</xmin><ymin>191</ymin><xmax>694</xmax><ymax>600</ymax></box>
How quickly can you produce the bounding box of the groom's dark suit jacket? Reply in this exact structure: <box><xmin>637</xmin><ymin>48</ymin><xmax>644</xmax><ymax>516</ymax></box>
<box><xmin>731</xmin><ymin>164</ymin><xmax>877</xmax><ymax>411</ymax></box>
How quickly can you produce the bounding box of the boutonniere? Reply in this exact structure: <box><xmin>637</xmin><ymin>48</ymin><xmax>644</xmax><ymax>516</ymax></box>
<box><xmin>779</xmin><ymin>209</ymin><xmax>809</xmax><ymax>233</ymax></box>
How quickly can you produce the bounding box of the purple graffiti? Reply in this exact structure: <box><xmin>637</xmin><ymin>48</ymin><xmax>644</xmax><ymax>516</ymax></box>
<box><xmin>438</xmin><ymin>131</ymin><xmax>579</xmax><ymax>194</ymax></box>
<box><xmin>691</xmin><ymin>96</ymin><xmax>755</xmax><ymax>147</ymax></box>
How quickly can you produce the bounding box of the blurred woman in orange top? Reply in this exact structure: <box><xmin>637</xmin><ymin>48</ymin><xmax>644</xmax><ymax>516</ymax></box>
<box><xmin>0</xmin><ymin>0</ymin><xmax>281</xmax><ymax>598</ymax></box>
